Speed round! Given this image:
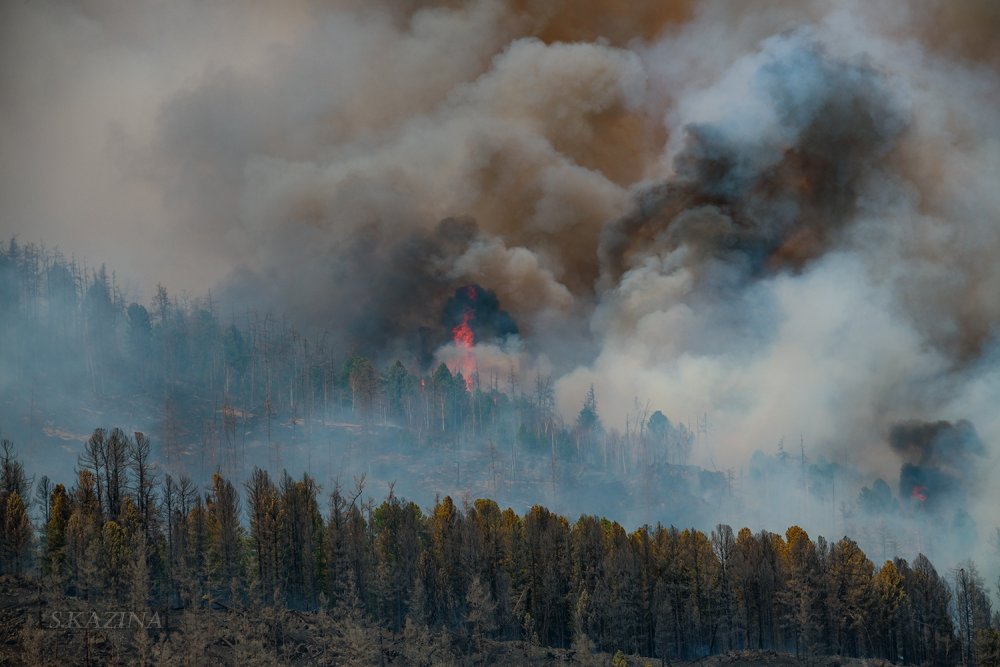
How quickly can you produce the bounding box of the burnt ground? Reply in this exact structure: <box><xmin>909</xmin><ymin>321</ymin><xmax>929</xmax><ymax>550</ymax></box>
<box><xmin>1</xmin><ymin>577</ymin><xmax>891</xmax><ymax>667</ymax></box>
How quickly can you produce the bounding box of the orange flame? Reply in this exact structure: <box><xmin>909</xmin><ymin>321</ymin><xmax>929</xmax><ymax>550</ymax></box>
<box><xmin>450</xmin><ymin>287</ymin><xmax>477</xmax><ymax>391</ymax></box>
<box><xmin>911</xmin><ymin>485</ymin><xmax>928</xmax><ymax>502</ymax></box>
<box><xmin>452</xmin><ymin>312</ymin><xmax>474</xmax><ymax>349</ymax></box>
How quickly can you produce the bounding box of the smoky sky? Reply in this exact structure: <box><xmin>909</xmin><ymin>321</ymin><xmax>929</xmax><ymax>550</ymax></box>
<box><xmin>3</xmin><ymin>0</ymin><xmax>1000</xmax><ymax>543</ymax></box>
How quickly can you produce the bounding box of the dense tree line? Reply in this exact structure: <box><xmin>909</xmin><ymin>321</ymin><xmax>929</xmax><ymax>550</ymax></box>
<box><xmin>2</xmin><ymin>436</ymin><xmax>999</xmax><ymax>665</ymax></box>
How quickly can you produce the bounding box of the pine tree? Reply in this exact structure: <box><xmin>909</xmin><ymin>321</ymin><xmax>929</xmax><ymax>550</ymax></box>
<box><xmin>780</xmin><ymin>526</ymin><xmax>823</xmax><ymax>658</ymax></box>
<box><xmin>278</xmin><ymin>471</ymin><xmax>324</xmax><ymax>609</ymax></box>
<box><xmin>0</xmin><ymin>439</ymin><xmax>32</xmax><ymax>575</ymax></box>
<box><xmin>65</xmin><ymin>470</ymin><xmax>102</xmax><ymax>595</ymax></box>
<box><xmin>2</xmin><ymin>491</ymin><xmax>32</xmax><ymax>575</ymax></box>
<box><xmin>430</xmin><ymin>496</ymin><xmax>464</xmax><ymax>627</ymax></box>
<box><xmin>873</xmin><ymin>560</ymin><xmax>906</xmax><ymax>662</ymax></box>
<box><xmin>826</xmin><ymin>537</ymin><xmax>875</xmax><ymax>656</ymax></box>
<box><xmin>467</xmin><ymin>574</ymin><xmax>498</xmax><ymax>658</ymax></box>
<box><xmin>130</xmin><ymin>534</ymin><xmax>153</xmax><ymax>666</ymax></box>
<box><xmin>207</xmin><ymin>472</ymin><xmax>243</xmax><ymax>597</ymax></box>
<box><xmin>100</xmin><ymin>519</ymin><xmax>130</xmax><ymax>596</ymax></box>
<box><xmin>955</xmin><ymin>561</ymin><xmax>993</xmax><ymax>667</ymax></box>
<box><xmin>712</xmin><ymin>524</ymin><xmax>738</xmax><ymax>653</ymax></box>
<box><xmin>401</xmin><ymin>615</ymin><xmax>437</xmax><ymax>666</ymax></box>
<box><xmin>45</xmin><ymin>484</ymin><xmax>71</xmax><ymax>576</ymax></box>
<box><xmin>0</xmin><ymin>439</ymin><xmax>31</xmax><ymax>501</ymax></box>
<box><xmin>246</xmin><ymin>468</ymin><xmax>280</xmax><ymax>604</ymax></box>
<box><xmin>129</xmin><ymin>431</ymin><xmax>158</xmax><ymax>543</ymax></box>
<box><xmin>331</xmin><ymin>570</ymin><xmax>379</xmax><ymax>666</ymax></box>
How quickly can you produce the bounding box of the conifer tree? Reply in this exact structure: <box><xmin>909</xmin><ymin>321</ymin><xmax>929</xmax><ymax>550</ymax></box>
<box><xmin>2</xmin><ymin>491</ymin><xmax>32</xmax><ymax>575</ymax></box>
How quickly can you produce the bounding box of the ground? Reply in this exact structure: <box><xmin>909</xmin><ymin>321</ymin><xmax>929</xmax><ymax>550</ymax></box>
<box><xmin>1</xmin><ymin>576</ymin><xmax>894</xmax><ymax>667</ymax></box>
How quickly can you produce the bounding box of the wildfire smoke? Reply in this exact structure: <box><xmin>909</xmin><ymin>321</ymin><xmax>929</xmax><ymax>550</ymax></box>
<box><xmin>5</xmin><ymin>0</ymin><xmax>1000</xmax><ymax>560</ymax></box>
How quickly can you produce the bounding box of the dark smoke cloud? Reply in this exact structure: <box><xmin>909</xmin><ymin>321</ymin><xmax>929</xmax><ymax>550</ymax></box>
<box><xmin>599</xmin><ymin>30</ymin><xmax>905</xmax><ymax>290</ymax></box>
<box><xmin>890</xmin><ymin>419</ymin><xmax>985</xmax><ymax>510</ymax></box>
<box><xmin>890</xmin><ymin>419</ymin><xmax>985</xmax><ymax>466</ymax></box>
<box><xmin>441</xmin><ymin>285</ymin><xmax>518</xmax><ymax>345</ymax></box>
<box><xmin>224</xmin><ymin>216</ymin><xmax>490</xmax><ymax>356</ymax></box>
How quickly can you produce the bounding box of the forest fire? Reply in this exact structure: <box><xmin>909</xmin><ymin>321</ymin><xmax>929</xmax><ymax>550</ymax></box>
<box><xmin>451</xmin><ymin>288</ymin><xmax>478</xmax><ymax>390</ymax></box>
<box><xmin>6</xmin><ymin>0</ymin><xmax>1000</xmax><ymax>663</ymax></box>
<box><xmin>452</xmin><ymin>314</ymin><xmax>475</xmax><ymax>348</ymax></box>
<box><xmin>891</xmin><ymin>419</ymin><xmax>983</xmax><ymax>513</ymax></box>
<box><xmin>441</xmin><ymin>284</ymin><xmax>518</xmax><ymax>392</ymax></box>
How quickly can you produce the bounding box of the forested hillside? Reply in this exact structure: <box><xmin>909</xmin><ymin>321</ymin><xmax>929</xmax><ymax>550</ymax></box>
<box><xmin>6</xmin><ymin>0</ymin><xmax>1000</xmax><ymax>664</ymax></box>
<box><xmin>1</xmin><ymin>236</ymin><xmax>992</xmax><ymax>582</ymax></box>
<box><xmin>3</xmin><ymin>240</ymin><xmax>1000</xmax><ymax>665</ymax></box>
<box><xmin>1</xmin><ymin>434</ymin><xmax>999</xmax><ymax>666</ymax></box>
<box><xmin>0</xmin><ymin>238</ymin><xmax>733</xmax><ymax>531</ymax></box>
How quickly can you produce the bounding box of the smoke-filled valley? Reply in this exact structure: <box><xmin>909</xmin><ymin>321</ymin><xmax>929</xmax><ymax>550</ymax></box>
<box><xmin>2</xmin><ymin>0</ymin><xmax>1000</xmax><ymax>664</ymax></box>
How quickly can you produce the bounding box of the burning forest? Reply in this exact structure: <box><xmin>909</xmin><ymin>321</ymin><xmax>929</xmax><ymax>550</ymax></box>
<box><xmin>2</xmin><ymin>0</ymin><xmax>1000</xmax><ymax>665</ymax></box>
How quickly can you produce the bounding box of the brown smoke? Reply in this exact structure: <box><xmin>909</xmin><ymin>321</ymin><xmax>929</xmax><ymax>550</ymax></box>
<box><xmin>912</xmin><ymin>0</ymin><xmax>1000</xmax><ymax>66</ymax></box>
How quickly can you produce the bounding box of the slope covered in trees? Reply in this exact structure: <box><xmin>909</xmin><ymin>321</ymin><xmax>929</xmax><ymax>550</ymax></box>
<box><xmin>1</xmin><ymin>435</ymin><xmax>999</xmax><ymax>665</ymax></box>
<box><xmin>1</xmin><ymin>237</ymin><xmax>986</xmax><ymax>574</ymax></box>
<box><xmin>0</xmin><ymin>238</ymin><xmax>727</xmax><ymax>530</ymax></box>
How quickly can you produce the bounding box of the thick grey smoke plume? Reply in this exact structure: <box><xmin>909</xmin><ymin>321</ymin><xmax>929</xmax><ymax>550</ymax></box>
<box><xmin>3</xmin><ymin>1</ymin><xmax>1000</xmax><ymax>560</ymax></box>
<box><xmin>600</xmin><ymin>30</ymin><xmax>905</xmax><ymax>289</ymax></box>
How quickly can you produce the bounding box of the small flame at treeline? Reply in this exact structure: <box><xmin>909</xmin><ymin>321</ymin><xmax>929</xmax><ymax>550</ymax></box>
<box><xmin>451</xmin><ymin>287</ymin><xmax>478</xmax><ymax>390</ymax></box>
<box><xmin>441</xmin><ymin>284</ymin><xmax>518</xmax><ymax>391</ymax></box>
<box><xmin>890</xmin><ymin>420</ymin><xmax>984</xmax><ymax>511</ymax></box>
